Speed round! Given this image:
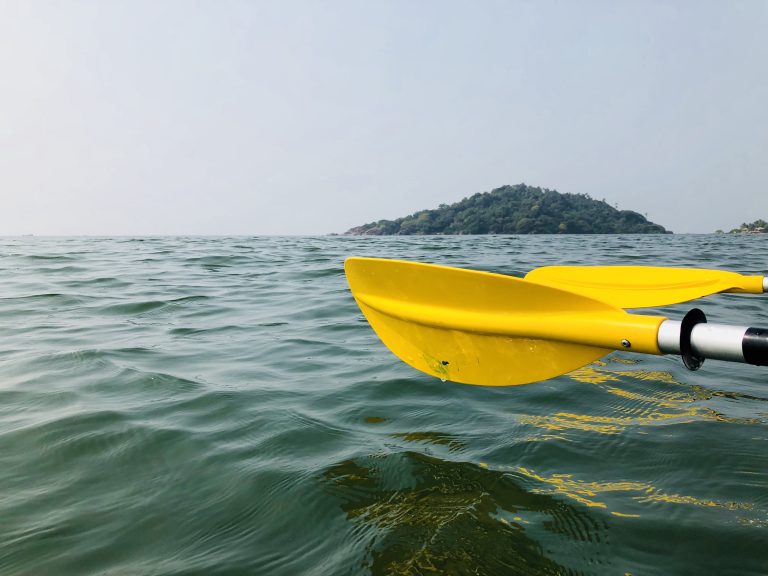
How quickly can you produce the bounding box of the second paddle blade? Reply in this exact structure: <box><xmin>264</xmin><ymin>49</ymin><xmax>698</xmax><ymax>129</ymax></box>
<box><xmin>525</xmin><ymin>266</ymin><xmax>765</xmax><ymax>309</ymax></box>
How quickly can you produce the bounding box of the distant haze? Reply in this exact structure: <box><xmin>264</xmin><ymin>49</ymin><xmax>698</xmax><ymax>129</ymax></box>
<box><xmin>1</xmin><ymin>1</ymin><xmax>766</xmax><ymax>235</ymax></box>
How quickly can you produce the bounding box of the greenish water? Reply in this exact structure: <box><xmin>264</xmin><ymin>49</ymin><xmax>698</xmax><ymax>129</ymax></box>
<box><xmin>1</xmin><ymin>235</ymin><xmax>766</xmax><ymax>575</ymax></box>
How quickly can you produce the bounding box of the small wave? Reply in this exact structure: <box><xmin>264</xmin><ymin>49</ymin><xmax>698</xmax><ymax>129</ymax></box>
<box><xmin>32</xmin><ymin>265</ymin><xmax>90</xmax><ymax>274</ymax></box>
<box><xmin>64</xmin><ymin>277</ymin><xmax>132</xmax><ymax>288</ymax></box>
<box><xmin>168</xmin><ymin>324</ymin><xmax>245</xmax><ymax>336</ymax></box>
<box><xmin>24</xmin><ymin>254</ymin><xmax>77</xmax><ymax>261</ymax></box>
<box><xmin>98</xmin><ymin>300</ymin><xmax>169</xmax><ymax>315</ymax></box>
<box><xmin>0</xmin><ymin>293</ymin><xmax>87</xmax><ymax>306</ymax></box>
<box><xmin>95</xmin><ymin>295</ymin><xmax>211</xmax><ymax>316</ymax></box>
<box><xmin>168</xmin><ymin>295</ymin><xmax>211</xmax><ymax>304</ymax></box>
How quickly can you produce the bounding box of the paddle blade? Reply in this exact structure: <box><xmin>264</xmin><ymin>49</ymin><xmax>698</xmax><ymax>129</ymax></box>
<box><xmin>344</xmin><ymin>257</ymin><xmax>618</xmax><ymax>386</ymax></box>
<box><xmin>525</xmin><ymin>266</ymin><xmax>765</xmax><ymax>309</ymax></box>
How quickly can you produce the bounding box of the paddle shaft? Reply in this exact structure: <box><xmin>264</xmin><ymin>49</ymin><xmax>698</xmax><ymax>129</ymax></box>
<box><xmin>657</xmin><ymin>319</ymin><xmax>768</xmax><ymax>367</ymax></box>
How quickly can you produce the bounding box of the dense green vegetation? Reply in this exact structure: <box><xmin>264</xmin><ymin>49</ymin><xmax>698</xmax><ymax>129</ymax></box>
<box><xmin>726</xmin><ymin>219</ymin><xmax>767</xmax><ymax>233</ymax></box>
<box><xmin>344</xmin><ymin>184</ymin><xmax>669</xmax><ymax>235</ymax></box>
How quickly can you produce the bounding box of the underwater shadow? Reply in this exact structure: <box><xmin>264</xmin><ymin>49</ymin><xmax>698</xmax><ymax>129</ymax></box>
<box><xmin>325</xmin><ymin>451</ymin><xmax>600</xmax><ymax>575</ymax></box>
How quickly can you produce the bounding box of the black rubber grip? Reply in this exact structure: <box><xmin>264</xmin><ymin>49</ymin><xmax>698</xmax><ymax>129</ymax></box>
<box><xmin>680</xmin><ymin>308</ymin><xmax>707</xmax><ymax>371</ymax></box>
<box><xmin>742</xmin><ymin>327</ymin><xmax>768</xmax><ymax>366</ymax></box>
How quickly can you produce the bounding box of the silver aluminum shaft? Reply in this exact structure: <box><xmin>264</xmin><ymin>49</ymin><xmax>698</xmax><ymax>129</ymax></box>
<box><xmin>657</xmin><ymin>320</ymin><xmax>749</xmax><ymax>363</ymax></box>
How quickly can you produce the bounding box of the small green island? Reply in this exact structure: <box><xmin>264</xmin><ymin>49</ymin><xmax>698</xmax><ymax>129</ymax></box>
<box><xmin>344</xmin><ymin>184</ymin><xmax>669</xmax><ymax>235</ymax></box>
<box><xmin>719</xmin><ymin>220</ymin><xmax>767</xmax><ymax>234</ymax></box>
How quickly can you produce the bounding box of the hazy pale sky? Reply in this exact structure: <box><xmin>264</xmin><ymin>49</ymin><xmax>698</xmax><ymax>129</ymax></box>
<box><xmin>1</xmin><ymin>0</ymin><xmax>766</xmax><ymax>235</ymax></box>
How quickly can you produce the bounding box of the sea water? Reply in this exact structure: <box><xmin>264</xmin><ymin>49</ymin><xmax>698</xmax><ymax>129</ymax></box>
<box><xmin>0</xmin><ymin>235</ymin><xmax>766</xmax><ymax>575</ymax></box>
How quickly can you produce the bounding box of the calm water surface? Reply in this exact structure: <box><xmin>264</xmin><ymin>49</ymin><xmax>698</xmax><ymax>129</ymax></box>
<box><xmin>0</xmin><ymin>235</ymin><xmax>766</xmax><ymax>575</ymax></box>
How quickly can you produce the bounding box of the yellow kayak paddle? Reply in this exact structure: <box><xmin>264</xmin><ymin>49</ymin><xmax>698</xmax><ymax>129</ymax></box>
<box><xmin>345</xmin><ymin>257</ymin><xmax>768</xmax><ymax>386</ymax></box>
<box><xmin>525</xmin><ymin>266</ymin><xmax>766</xmax><ymax>309</ymax></box>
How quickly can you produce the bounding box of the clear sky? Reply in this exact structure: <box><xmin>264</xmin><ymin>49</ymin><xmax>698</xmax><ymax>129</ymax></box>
<box><xmin>1</xmin><ymin>0</ymin><xmax>766</xmax><ymax>235</ymax></box>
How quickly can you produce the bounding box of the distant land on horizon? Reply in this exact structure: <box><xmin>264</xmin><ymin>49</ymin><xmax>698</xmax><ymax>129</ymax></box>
<box><xmin>343</xmin><ymin>184</ymin><xmax>670</xmax><ymax>235</ymax></box>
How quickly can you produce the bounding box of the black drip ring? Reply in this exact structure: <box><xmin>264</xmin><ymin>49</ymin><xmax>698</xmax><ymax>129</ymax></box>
<box><xmin>680</xmin><ymin>308</ymin><xmax>707</xmax><ymax>371</ymax></box>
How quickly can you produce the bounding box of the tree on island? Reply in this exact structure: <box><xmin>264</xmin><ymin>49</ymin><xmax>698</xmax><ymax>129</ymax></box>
<box><xmin>344</xmin><ymin>184</ymin><xmax>668</xmax><ymax>235</ymax></box>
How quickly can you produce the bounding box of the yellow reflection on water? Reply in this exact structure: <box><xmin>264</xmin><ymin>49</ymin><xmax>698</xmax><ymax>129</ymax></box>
<box><xmin>567</xmin><ymin>366</ymin><xmax>620</xmax><ymax>385</ymax></box>
<box><xmin>614</xmin><ymin>369</ymin><xmax>680</xmax><ymax>386</ymax></box>
<box><xmin>515</xmin><ymin>466</ymin><xmax>646</xmax><ymax>509</ymax></box>
<box><xmin>520</xmin><ymin>407</ymin><xmax>702</xmax><ymax>435</ymax></box>
<box><xmin>520</xmin><ymin>364</ymin><xmax>758</xmax><ymax>436</ymax></box>
<box><xmin>509</xmin><ymin>466</ymin><xmax>753</xmax><ymax>514</ymax></box>
<box><xmin>637</xmin><ymin>492</ymin><xmax>752</xmax><ymax>510</ymax></box>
